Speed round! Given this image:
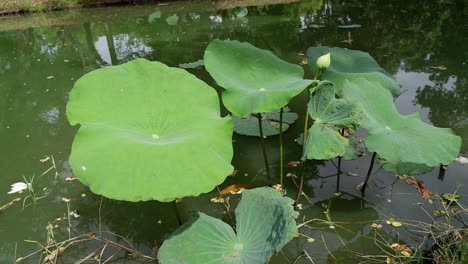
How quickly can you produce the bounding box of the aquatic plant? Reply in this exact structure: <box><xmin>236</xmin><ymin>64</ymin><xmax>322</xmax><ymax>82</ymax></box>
<box><xmin>303</xmin><ymin>81</ymin><xmax>361</xmax><ymax>160</ymax></box>
<box><xmin>157</xmin><ymin>187</ymin><xmax>298</xmax><ymax>264</ymax></box>
<box><xmin>205</xmin><ymin>39</ymin><xmax>313</xmax><ymax>184</ymax></box>
<box><xmin>307</xmin><ymin>47</ymin><xmax>462</xmax><ymax>191</ymax></box>
<box><xmin>66</xmin><ymin>59</ymin><xmax>234</xmax><ymax>202</ymax></box>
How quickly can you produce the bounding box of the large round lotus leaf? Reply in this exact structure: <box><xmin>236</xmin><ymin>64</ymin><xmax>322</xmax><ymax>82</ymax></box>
<box><xmin>343</xmin><ymin>78</ymin><xmax>461</xmax><ymax>166</ymax></box>
<box><xmin>66</xmin><ymin>59</ymin><xmax>234</xmax><ymax>202</ymax></box>
<box><xmin>233</xmin><ymin>108</ymin><xmax>298</xmax><ymax>137</ymax></box>
<box><xmin>158</xmin><ymin>187</ymin><xmax>298</xmax><ymax>264</ymax></box>
<box><xmin>204</xmin><ymin>39</ymin><xmax>313</xmax><ymax>117</ymax></box>
<box><xmin>307</xmin><ymin>46</ymin><xmax>400</xmax><ymax>96</ymax></box>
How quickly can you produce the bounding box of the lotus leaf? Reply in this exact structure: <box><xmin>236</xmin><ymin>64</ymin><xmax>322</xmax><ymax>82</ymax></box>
<box><xmin>158</xmin><ymin>187</ymin><xmax>298</xmax><ymax>264</ymax></box>
<box><xmin>148</xmin><ymin>11</ymin><xmax>161</xmax><ymax>23</ymax></box>
<box><xmin>233</xmin><ymin>108</ymin><xmax>298</xmax><ymax>137</ymax></box>
<box><xmin>343</xmin><ymin>78</ymin><xmax>461</xmax><ymax>166</ymax></box>
<box><xmin>303</xmin><ymin>81</ymin><xmax>361</xmax><ymax>160</ymax></box>
<box><xmin>66</xmin><ymin>59</ymin><xmax>234</xmax><ymax>202</ymax></box>
<box><xmin>205</xmin><ymin>40</ymin><xmax>313</xmax><ymax>117</ymax></box>
<box><xmin>307</xmin><ymin>46</ymin><xmax>400</xmax><ymax>96</ymax></box>
<box><xmin>179</xmin><ymin>59</ymin><xmax>204</xmax><ymax>69</ymax></box>
<box><xmin>166</xmin><ymin>14</ymin><xmax>179</xmax><ymax>26</ymax></box>
<box><xmin>379</xmin><ymin>159</ymin><xmax>434</xmax><ymax>175</ymax></box>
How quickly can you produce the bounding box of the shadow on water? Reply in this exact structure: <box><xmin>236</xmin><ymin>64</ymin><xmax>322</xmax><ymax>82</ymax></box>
<box><xmin>0</xmin><ymin>0</ymin><xmax>467</xmax><ymax>263</ymax></box>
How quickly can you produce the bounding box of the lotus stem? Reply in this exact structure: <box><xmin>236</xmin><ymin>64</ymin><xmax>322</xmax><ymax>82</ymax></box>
<box><xmin>295</xmin><ymin>108</ymin><xmax>310</xmax><ymax>205</ymax></box>
<box><xmin>362</xmin><ymin>152</ymin><xmax>377</xmax><ymax>194</ymax></box>
<box><xmin>336</xmin><ymin>128</ymin><xmax>345</xmax><ymax>192</ymax></box>
<box><xmin>279</xmin><ymin>107</ymin><xmax>284</xmax><ymax>187</ymax></box>
<box><xmin>173</xmin><ymin>200</ymin><xmax>182</xmax><ymax>226</ymax></box>
<box><xmin>438</xmin><ymin>164</ymin><xmax>446</xmax><ymax>181</ymax></box>
<box><xmin>257</xmin><ymin>113</ymin><xmax>272</xmax><ymax>186</ymax></box>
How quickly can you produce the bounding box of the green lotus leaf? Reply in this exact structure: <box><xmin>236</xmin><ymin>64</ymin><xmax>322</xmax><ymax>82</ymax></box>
<box><xmin>303</xmin><ymin>124</ymin><xmax>348</xmax><ymax>160</ymax></box>
<box><xmin>179</xmin><ymin>59</ymin><xmax>204</xmax><ymax>69</ymax></box>
<box><xmin>148</xmin><ymin>11</ymin><xmax>161</xmax><ymax>23</ymax></box>
<box><xmin>308</xmin><ymin>81</ymin><xmax>361</xmax><ymax>128</ymax></box>
<box><xmin>306</xmin><ymin>46</ymin><xmax>400</xmax><ymax>96</ymax></box>
<box><xmin>343</xmin><ymin>78</ymin><xmax>461</xmax><ymax>166</ymax></box>
<box><xmin>379</xmin><ymin>159</ymin><xmax>434</xmax><ymax>175</ymax></box>
<box><xmin>205</xmin><ymin>39</ymin><xmax>313</xmax><ymax>117</ymax></box>
<box><xmin>303</xmin><ymin>81</ymin><xmax>361</xmax><ymax>160</ymax></box>
<box><xmin>158</xmin><ymin>187</ymin><xmax>298</xmax><ymax>264</ymax></box>
<box><xmin>233</xmin><ymin>108</ymin><xmax>298</xmax><ymax>137</ymax></box>
<box><xmin>166</xmin><ymin>14</ymin><xmax>179</xmax><ymax>26</ymax></box>
<box><xmin>66</xmin><ymin>59</ymin><xmax>234</xmax><ymax>202</ymax></box>
<box><xmin>343</xmin><ymin>137</ymin><xmax>362</xmax><ymax>160</ymax></box>
<box><xmin>233</xmin><ymin>7</ymin><xmax>248</xmax><ymax>18</ymax></box>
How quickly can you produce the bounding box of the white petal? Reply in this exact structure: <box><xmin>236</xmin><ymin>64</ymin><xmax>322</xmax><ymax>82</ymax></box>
<box><xmin>455</xmin><ymin>156</ymin><xmax>468</xmax><ymax>165</ymax></box>
<box><xmin>8</xmin><ymin>182</ymin><xmax>28</xmax><ymax>194</ymax></box>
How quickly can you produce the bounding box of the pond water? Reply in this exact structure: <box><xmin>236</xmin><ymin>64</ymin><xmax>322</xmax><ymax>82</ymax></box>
<box><xmin>0</xmin><ymin>0</ymin><xmax>467</xmax><ymax>263</ymax></box>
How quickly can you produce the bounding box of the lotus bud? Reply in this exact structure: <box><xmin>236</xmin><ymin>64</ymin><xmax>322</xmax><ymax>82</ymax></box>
<box><xmin>316</xmin><ymin>52</ymin><xmax>331</xmax><ymax>70</ymax></box>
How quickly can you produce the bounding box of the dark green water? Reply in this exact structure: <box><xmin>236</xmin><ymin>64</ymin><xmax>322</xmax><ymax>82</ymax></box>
<box><xmin>0</xmin><ymin>0</ymin><xmax>467</xmax><ymax>263</ymax></box>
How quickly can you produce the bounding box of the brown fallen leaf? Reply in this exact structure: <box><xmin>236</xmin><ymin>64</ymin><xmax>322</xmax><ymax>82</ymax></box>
<box><xmin>288</xmin><ymin>161</ymin><xmax>301</xmax><ymax>167</ymax></box>
<box><xmin>219</xmin><ymin>183</ymin><xmax>253</xmax><ymax>195</ymax></box>
<box><xmin>430</xmin><ymin>65</ymin><xmax>447</xmax><ymax>71</ymax></box>
<box><xmin>390</xmin><ymin>243</ymin><xmax>412</xmax><ymax>254</ymax></box>
<box><xmin>405</xmin><ymin>177</ymin><xmax>430</xmax><ymax>198</ymax></box>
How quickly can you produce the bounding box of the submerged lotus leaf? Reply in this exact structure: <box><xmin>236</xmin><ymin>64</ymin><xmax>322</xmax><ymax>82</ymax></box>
<box><xmin>379</xmin><ymin>159</ymin><xmax>434</xmax><ymax>175</ymax></box>
<box><xmin>307</xmin><ymin>46</ymin><xmax>400</xmax><ymax>96</ymax></box>
<box><xmin>66</xmin><ymin>59</ymin><xmax>234</xmax><ymax>202</ymax></box>
<box><xmin>158</xmin><ymin>187</ymin><xmax>298</xmax><ymax>264</ymax></box>
<box><xmin>205</xmin><ymin>39</ymin><xmax>313</xmax><ymax>117</ymax></box>
<box><xmin>233</xmin><ymin>108</ymin><xmax>298</xmax><ymax>137</ymax></box>
<box><xmin>343</xmin><ymin>78</ymin><xmax>461</xmax><ymax>166</ymax></box>
<box><xmin>303</xmin><ymin>81</ymin><xmax>361</xmax><ymax>160</ymax></box>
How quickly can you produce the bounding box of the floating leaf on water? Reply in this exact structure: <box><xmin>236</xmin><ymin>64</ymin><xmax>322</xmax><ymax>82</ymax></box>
<box><xmin>232</xmin><ymin>108</ymin><xmax>298</xmax><ymax>137</ymax></box>
<box><xmin>455</xmin><ymin>156</ymin><xmax>468</xmax><ymax>164</ymax></box>
<box><xmin>219</xmin><ymin>183</ymin><xmax>253</xmax><ymax>195</ymax></box>
<box><xmin>442</xmin><ymin>193</ymin><xmax>461</xmax><ymax>203</ymax></box>
<box><xmin>210</xmin><ymin>197</ymin><xmax>225</xmax><ymax>203</ymax></box>
<box><xmin>179</xmin><ymin>59</ymin><xmax>204</xmax><ymax>69</ymax></box>
<box><xmin>380</xmin><ymin>159</ymin><xmax>434</xmax><ymax>175</ymax></box>
<box><xmin>205</xmin><ymin>40</ymin><xmax>313</xmax><ymax>117</ymax></box>
<box><xmin>430</xmin><ymin>65</ymin><xmax>447</xmax><ymax>71</ymax></box>
<box><xmin>166</xmin><ymin>14</ymin><xmax>179</xmax><ymax>26</ymax></box>
<box><xmin>288</xmin><ymin>161</ymin><xmax>301</xmax><ymax>167</ymax></box>
<box><xmin>148</xmin><ymin>11</ymin><xmax>162</xmax><ymax>23</ymax></box>
<box><xmin>66</xmin><ymin>59</ymin><xmax>234</xmax><ymax>202</ymax></box>
<box><xmin>337</xmin><ymin>24</ymin><xmax>362</xmax><ymax>29</ymax></box>
<box><xmin>404</xmin><ymin>177</ymin><xmax>431</xmax><ymax>198</ymax></box>
<box><xmin>158</xmin><ymin>188</ymin><xmax>298</xmax><ymax>264</ymax></box>
<box><xmin>40</xmin><ymin>156</ymin><xmax>50</xmax><ymax>163</ymax></box>
<box><xmin>233</xmin><ymin>6</ymin><xmax>248</xmax><ymax>18</ymax></box>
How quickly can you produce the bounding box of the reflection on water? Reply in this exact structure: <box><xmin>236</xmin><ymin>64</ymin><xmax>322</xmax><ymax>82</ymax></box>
<box><xmin>0</xmin><ymin>0</ymin><xmax>467</xmax><ymax>263</ymax></box>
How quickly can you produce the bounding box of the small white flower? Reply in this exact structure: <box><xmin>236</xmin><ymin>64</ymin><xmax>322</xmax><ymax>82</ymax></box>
<box><xmin>8</xmin><ymin>182</ymin><xmax>28</xmax><ymax>194</ymax></box>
